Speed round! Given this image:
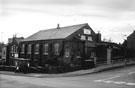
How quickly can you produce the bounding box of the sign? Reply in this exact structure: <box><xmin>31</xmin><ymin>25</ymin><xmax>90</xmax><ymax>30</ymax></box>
<box><xmin>84</xmin><ymin>28</ymin><xmax>91</xmax><ymax>35</ymax></box>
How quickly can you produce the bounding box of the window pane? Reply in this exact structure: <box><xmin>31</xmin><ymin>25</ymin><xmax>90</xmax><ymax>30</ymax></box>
<box><xmin>54</xmin><ymin>43</ymin><xmax>59</xmax><ymax>55</ymax></box>
<box><xmin>81</xmin><ymin>35</ymin><xmax>86</xmax><ymax>40</ymax></box>
<box><xmin>27</xmin><ymin>44</ymin><xmax>31</xmax><ymax>54</ymax></box>
<box><xmin>21</xmin><ymin>44</ymin><xmax>25</xmax><ymax>53</ymax></box>
<box><xmin>88</xmin><ymin>36</ymin><xmax>93</xmax><ymax>41</ymax></box>
<box><xmin>43</xmin><ymin>43</ymin><xmax>48</xmax><ymax>55</ymax></box>
<box><xmin>11</xmin><ymin>46</ymin><xmax>13</xmax><ymax>53</ymax></box>
<box><xmin>35</xmin><ymin>44</ymin><xmax>39</xmax><ymax>54</ymax></box>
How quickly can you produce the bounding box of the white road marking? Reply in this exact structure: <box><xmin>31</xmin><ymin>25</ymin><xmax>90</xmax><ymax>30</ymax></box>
<box><xmin>94</xmin><ymin>80</ymin><xmax>135</xmax><ymax>86</ymax></box>
<box><xmin>128</xmin><ymin>71</ymin><xmax>135</xmax><ymax>75</ymax></box>
<box><xmin>103</xmin><ymin>81</ymin><xmax>113</xmax><ymax>83</ymax></box>
<box><xmin>94</xmin><ymin>80</ymin><xmax>102</xmax><ymax>82</ymax></box>
<box><xmin>113</xmin><ymin>81</ymin><xmax>126</xmax><ymax>84</ymax></box>
<box><xmin>126</xmin><ymin>83</ymin><xmax>135</xmax><ymax>86</ymax></box>
<box><xmin>96</xmin><ymin>75</ymin><xmax>120</xmax><ymax>81</ymax></box>
<box><xmin>94</xmin><ymin>73</ymin><xmax>135</xmax><ymax>86</ymax></box>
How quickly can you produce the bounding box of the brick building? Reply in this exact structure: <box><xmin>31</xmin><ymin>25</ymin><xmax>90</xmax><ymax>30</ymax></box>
<box><xmin>19</xmin><ymin>23</ymin><xmax>101</xmax><ymax>69</ymax></box>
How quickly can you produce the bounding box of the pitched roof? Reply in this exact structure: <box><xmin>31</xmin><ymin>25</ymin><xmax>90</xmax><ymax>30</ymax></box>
<box><xmin>8</xmin><ymin>37</ymin><xmax>24</xmax><ymax>44</ymax></box>
<box><xmin>127</xmin><ymin>30</ymin><xmax>135</xmax><ymax>39</ymax></box>
<box><xmin>23</xmin><ymin>23</ymin><xmax>88</xmax><ymax>42</ymax></box>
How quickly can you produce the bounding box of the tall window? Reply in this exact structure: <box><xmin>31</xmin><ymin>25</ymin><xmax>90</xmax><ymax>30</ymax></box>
<box><xmin>21</xmin><ymin>44</ymin><xmax>25</xmax><ymax>53</ymax></box>
<box><xmin>35</xmin><ymin>44</ymin><xmax>39</xmax><ymax>54</ymax></box>
<box><xmin>54</xmin><ymin>43</ymin><xmax>59</xmax><ymax>55</ymax></box>
<box><xmin>27</xmin><ymin>44</ymin><xmax>31</xmax><ymax>54</ymax></box>
<box><xmin>43</xmin><ymin>43</ymin><xmax>49</xmax><ymax>55</ymax></box>
<box><xmin>11</xmin><ymin>45</ymin><xmax>14</xmax><ymax>53</ymax></box>
<box><xmin>15</xmin><ymin>46</ymin><xmax>18</xmax><ymax>53</ymax></box>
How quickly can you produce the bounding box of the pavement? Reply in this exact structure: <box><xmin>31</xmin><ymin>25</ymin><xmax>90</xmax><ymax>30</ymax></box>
<box><xmin>0</xmin><ymin>61</ymin><xmax>135</xmax><ymax>78</ymax></box>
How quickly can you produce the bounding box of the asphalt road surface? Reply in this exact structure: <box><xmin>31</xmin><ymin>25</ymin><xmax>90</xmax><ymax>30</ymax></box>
<box><xmin>0</xmin><ymin>65</ymin><xmax>135</xmax><ymax>88</ymax></box>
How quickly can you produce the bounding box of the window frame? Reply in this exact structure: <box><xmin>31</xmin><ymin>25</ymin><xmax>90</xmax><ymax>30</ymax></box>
<box><xmin>81</xmin><ymin>35</ymin><xmax>86</xmax><ymax>40</ymax></box>
<box><xmin>21</xmin><ymin>44</ymin><xmax>25</xmax><ymax>54</ymax></box>
<box><xmin>35</xmin><ymin>43</ymin><xmax>40</xmax><ymax>54</ymax></box>
<box><xmin>27</xmin><ymin>44</ymin><xmax>32</xmax><ymax>54</ymax></box>
<box><xmin>54</xmin><ymin>42</ymin><xmax>59</xmax><ymax>55</ymax></box>
<box><xmin>88</xmin><ymin>36</ymin><xmax>93</xmax><ymax>41</ymax></box>
<box><xmin>43</xmin><ymin>43</ymin><xmax>49</xmax><ymax>55</ymax></box>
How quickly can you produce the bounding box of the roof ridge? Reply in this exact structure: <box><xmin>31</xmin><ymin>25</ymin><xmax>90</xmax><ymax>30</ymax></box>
<box><xmin>23</xmin><ymin>23</ymin><xmax>89</xmax><ymax>42</ymax></box>
<box><xmin>40</xmin><ymin>23</ymin><xmax>88</xmax><ymax>31</ymax></box>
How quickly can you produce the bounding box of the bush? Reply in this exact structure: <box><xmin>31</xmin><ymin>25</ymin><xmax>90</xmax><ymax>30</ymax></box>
<box><xmin>0</xmin><ymin>65</ymin><xmax>9</xmax><ymax>71</ymax></box>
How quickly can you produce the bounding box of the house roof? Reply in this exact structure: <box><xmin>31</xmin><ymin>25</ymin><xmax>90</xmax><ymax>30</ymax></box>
<box><xmin>8</xmin><ymin>37</ymin><xmax>24</xmax><ymax>44</ymax></box>
<box><xmin>127</xmin><ymin>30</ymin><xmax>135</xmax><ymax>39</ymax></box>
<box><xmin>23</xmin><ymin>23</ymin><xmax>88</xmax><ymax>42</ymax></box>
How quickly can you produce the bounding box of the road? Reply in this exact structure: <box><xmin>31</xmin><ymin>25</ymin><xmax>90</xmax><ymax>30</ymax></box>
<box><xmin>0</xmin><ymin>65</ymin><xmax>135</xmax><ymax>88</ymax></box>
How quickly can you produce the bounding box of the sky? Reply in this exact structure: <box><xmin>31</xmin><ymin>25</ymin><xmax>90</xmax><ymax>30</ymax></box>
<box><xmin>0</xmin><ymin>0</ymin><xmax>135</xmax><ymax>43</ymax></box>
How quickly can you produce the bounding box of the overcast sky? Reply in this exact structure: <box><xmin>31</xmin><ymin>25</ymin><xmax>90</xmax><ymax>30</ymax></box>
<box><xmin>0</xmin><ymin>0</ymin><xmax>135</xmax><ymax>43</ymax></box>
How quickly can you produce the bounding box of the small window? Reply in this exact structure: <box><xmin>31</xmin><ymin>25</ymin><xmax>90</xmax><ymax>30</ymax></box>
<box><xmin>35</xmin><ymin>44</ymin><xmax>39</xmax><ymax>54</ymax></box>
<box><xmin>27</xmin><ymin>44</ymin><xmax>31</xmax><ymax>54</ymax></box>
<box><xmin>88</xmin><ymin>36</ymin><xmax>93</xmax><ymax>41</ymax></box>
<box><xmin>21</xmin><ymin>44</ymin><xmax>25</xmax><ymax>53</ymax></box>
<box><xmin>43</xmin><ymin>43</ymin><xmax>49</xmax><ymax>55</ymax></box>
<box><xmin>81</xmin><ymin>35</ymin><xmax>86</xmax><ymax>40</ymax></box>
<box><xmin>84</xmin><ymin>28</ymin><xmax>91</xmax><ymax>35</ymax></box>
<box><xmin>54</xmin><ymin>43</ymin><xmax>59</xmax><ymax>55</ymax></box>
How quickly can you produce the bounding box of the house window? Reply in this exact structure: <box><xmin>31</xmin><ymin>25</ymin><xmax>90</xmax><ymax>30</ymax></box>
<box><xmin>27</xmin><ymin>44</ymin><xmax>31</xmax><ymax>54</ymax></box>
<box><xmin>15</xmin><ymin>46</ymin><xmax>18</xmax><ymax>53</ymax></box>
<box><xmin>35</xmin><ymin>44</ymin><xmax>39</xmax><ymax>54</ymax></box>
<box><xmin>81</xmin><ymin>35</ymin><xmax>86</xmax><ymax>40</ymax></box>
<box><xmin>11</xmin><ymin>45</ymin><xmax>14</xmax><ymax>53</ymax></box>
<box><xmin>54</xmin><ymin>43</ymin><xmax>59</xmax><ymax>55</ymax></box>
<box><xmin>65</xmin><ymin>48</ymin><xmax>70</xmax><ymax>57</ymax></box>
<box><xmin>43</xmin><ymin>43</ymin><xmax>49</xmax><ymax>55</ymax></box>
<box><xmin>84</xmin><ymin>28</ymin><xmax>91</xmax><ymax>35</ymax></box>
<box><xmin>76</xmin><ymin>50</ymin><xmax>81</xmax><ymax>58</ymax></box>
<box><xmin>88</xmin><ymin>36</ymin><xmax>93</xmax><ymax>41</ymax></box>
<box><xmin>21</xmin><ymin>44</ymin><xmax>25</xmax><ymax>53</ymax></box>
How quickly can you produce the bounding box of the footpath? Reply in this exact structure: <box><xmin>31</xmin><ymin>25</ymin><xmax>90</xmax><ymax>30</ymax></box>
<box><xmin>0</xmin><ymin>61</ymin><xmax>135</xmax><ymax>78</ymax></box>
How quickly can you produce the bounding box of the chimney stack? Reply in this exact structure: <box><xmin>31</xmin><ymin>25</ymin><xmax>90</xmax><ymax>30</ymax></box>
<box><xmin>57</xmin><ymin>24</ymin><xmax>60</xmax><ymax>29</ymax></box>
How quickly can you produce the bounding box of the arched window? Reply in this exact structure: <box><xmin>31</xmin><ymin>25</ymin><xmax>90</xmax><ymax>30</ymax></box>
<box><xmin>21</xmin><ymin>44</ymin><xmax>25</xmax><ymax>53</ymax></box>
<box><xmin>27</xmin><ymin>44</ymin><xmax>31</xmax><ymax>54</ymax></box>
<box><xmin>35</xmin><ymin>43</ymin><xmax>39</xmax><ymax>54</ymax></box>
<box><xmin>43</xmin><ymin>43</ymin><xmax>49</xmax><ymax>55</ymax></box>
<box><xmin>54</xmin><ymin>43</ymin><xmax>59</xmax><ymax>55</ymax></box>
